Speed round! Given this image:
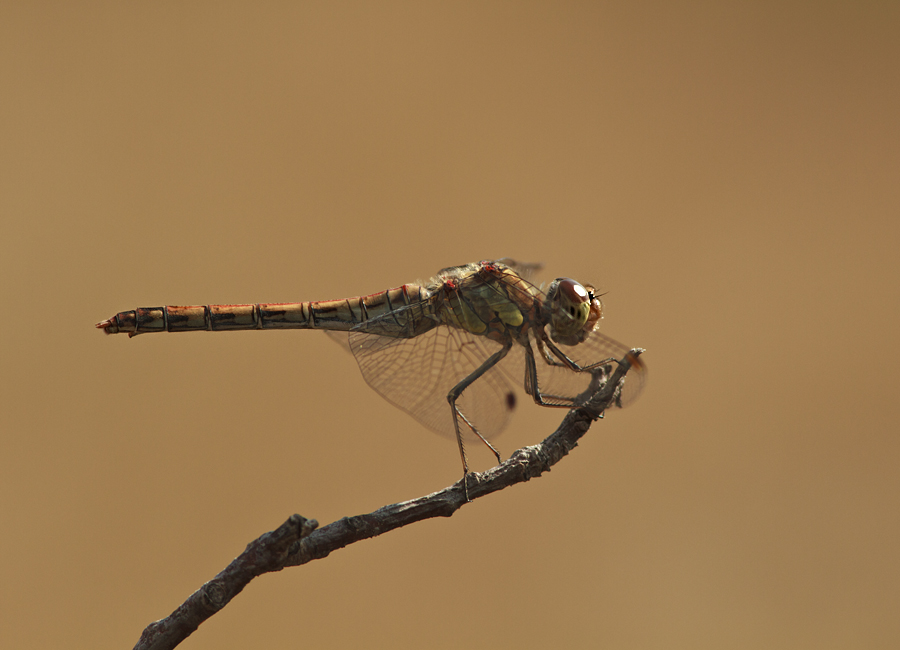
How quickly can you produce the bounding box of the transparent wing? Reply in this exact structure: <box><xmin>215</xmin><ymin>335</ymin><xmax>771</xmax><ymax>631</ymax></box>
<box><xmin>337</xmin><ymin>260</ymin><xmax>644</xmax><ymax>443</ymax></box>
<box><xmin>348</xmin><ymin>320</ymin><xmax>518</xmax><ymax>442</ymax></box>
<box><xmin>480</xmin><ymin>265</ymin><xmax>646</xmax><ymax>409</ymax></box>
<box><xmin>323</xmin><ymin>330</ymin><xmax>352</xmax><ymax>353</ymax></box>
<box><xmin>494</xmin><ymin>258</ymin><xmax>543</xmax><ymax>283</ymax></box>
<box><xmin>537</xmin><ymin>325</ymin><xmax>646</xmax><ymax>408</ymax></box>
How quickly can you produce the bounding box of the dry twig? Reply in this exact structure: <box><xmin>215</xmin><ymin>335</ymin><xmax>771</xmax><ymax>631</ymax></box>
<box><xmin>132</xmin><ymin>351</ymin><xmax>643</xmax><ymax>650</ymax></box>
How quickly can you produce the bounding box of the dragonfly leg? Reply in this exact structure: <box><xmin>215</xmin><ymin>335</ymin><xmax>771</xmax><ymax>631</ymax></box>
<box><xmin>523</xmin><ymin>341</ymin><xmax>578</xmax><ymax>408</ymax></box>
<box><xmin>455</xmin><ymin>435</ymin><xmax>472</xmax><ymax>502</ymax></box>
<box><xmin>447</xmin><ymin>340</ymin><xmax>512</xmax><ymax>498</ymax></box>
<box><xmin>536</xmin><ymin>336</ymin><xmax>585</xmax><ymax>372</ymax></box>
<box><xmin>542</xmin><ymin>334</ymin><xmax>635</xmax><ymax>374</ymax></box>
<box><xmin>530</xmin><ymin>336</ymin><xmax>644</xmax><ymax>408</ymax></box>
<box><xmin>457</xmin><ymin>409</ymin><xmax>502</xmax><ymax>464</ymax></box>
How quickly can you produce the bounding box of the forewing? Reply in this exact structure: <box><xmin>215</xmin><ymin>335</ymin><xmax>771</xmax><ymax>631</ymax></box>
<box><xmin>498</xmin><ymin>326</ymin><xmax>646</xmax><ymax>409</ymax></box>
<box><xmin>348</xmin><ymin>318</ymin><xmax>517</xmax><ymax>442</ymax></box>
<box><xmin>494</xmin><ymin>258</ymin><xmax>543</xmax><ymax>283</ymax></box>
<box><xmin>544</xmin><ymin>326</ymin><xmax>646</xmax><ymax>407</ymax></box>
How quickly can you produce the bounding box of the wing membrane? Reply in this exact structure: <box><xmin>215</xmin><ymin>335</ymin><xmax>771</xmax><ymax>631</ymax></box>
<box><xmin>342</xmin><ymin>261</ymin><xmax>644</xmax><ymax>445</ymax></box>
<box><xmin>349</xmin><ymin>320</ymin><xmax>517</xmax><ymax>442</ymax></box>
<box><xmin>536</xmin><ymin>325</ymin><xmax>646</xmax><ymax>407</ymax></box>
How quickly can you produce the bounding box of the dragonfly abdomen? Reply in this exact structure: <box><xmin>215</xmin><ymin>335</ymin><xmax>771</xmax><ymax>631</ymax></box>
<box><xmin>96</xmin><ymin>303</ymin><xmax>312</xmax><ymax>336</ymax></box>
<box><xmin>96</xmin><ymin>284</ymin><xmax>430</xmax><ymax>337</ymax></box>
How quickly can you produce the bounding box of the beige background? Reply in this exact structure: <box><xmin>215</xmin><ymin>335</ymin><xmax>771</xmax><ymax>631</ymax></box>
<box><xmin>2</xmin><ymin>2</ymin><xmax>898</xmax><ymax>648</ymax></box>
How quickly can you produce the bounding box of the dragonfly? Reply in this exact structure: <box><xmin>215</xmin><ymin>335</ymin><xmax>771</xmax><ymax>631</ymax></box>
<box><xmin>97</xmin><ymin>259</ymin><xmax>646</xmax><ymax>494</ymax></box>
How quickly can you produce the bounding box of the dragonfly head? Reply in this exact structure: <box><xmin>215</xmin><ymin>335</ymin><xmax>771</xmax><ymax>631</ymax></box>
<box><xmin>545</xmin><ymin>278</ymin><xmax>603</xmax><ymax>345</ymax></box>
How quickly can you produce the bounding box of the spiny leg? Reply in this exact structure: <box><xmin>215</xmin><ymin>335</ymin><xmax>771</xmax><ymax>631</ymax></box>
<box><xmin>541</xmin><ymin>334</ymin><xmax>625</xmax><ymax>374</ymax></box>
<box><xmin>457</xmin><ymin>409</ymin><xmax>502</xmax><ymax>464</ymax></box>
<box><xmin>541</xmin><ymin>336</ymin><xmax>645</xmax><ymax>406</ymax></box>
<box><xmin>447</xmin><ymin>340</ymin><xmax>512</xmax><ymax>500</ymax></box>
<box><xmin>527</xmin><ymin>336</ymin><xmax>639</xmax><ymax>408</ymax></box>
<box><xmin>523</xmin><ymin>340</ymin><xmax>580</xmax><ymax>407</ymax></box>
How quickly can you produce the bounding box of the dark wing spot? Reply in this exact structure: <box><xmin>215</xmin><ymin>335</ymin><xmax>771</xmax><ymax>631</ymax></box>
<box><xmin>505</xmin><ymin>392</ymin><xmax>517</xmax><ymax>411</ymax></box>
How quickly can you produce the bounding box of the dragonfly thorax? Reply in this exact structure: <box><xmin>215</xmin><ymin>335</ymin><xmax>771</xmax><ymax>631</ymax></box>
<box><xmin>545</xmin><ymin>278</ymin><xmax>603</xmax><ymax>346</ymax></box>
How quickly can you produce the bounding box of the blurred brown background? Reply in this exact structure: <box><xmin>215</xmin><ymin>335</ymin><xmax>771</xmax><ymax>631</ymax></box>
<box><xmin>2</xmin><ymin>2</ymin><xmax>898</xmax><ymax>648</ymax></box>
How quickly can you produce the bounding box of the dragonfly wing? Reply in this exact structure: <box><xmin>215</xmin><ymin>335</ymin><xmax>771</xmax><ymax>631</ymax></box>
<box><xmin>323</xmin><ymin>330</ymin><xmax>352</xmax><ymax>354</ymax></box>
<box><xmin>348</xmin><ymin>324</ymin><xmax>517</xmax><ymax>442</ymax></box>
<box><xmin>494</xmin><ymin>258</ymin><xmax>543</xmax><ymax>283</ymax></box>
<box><xmin>498</xmin><ymin>326</ymin><xmax>646</xmax><ymax>409</ymax></box>
<box><xmin>547</xmin><ymin>325</ymin><xmax>646</xmax><ymax>407</ymax></box>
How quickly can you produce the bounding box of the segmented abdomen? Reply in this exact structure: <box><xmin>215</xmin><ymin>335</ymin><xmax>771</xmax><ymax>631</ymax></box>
<box><xmin>96</xmin><ymin>284</ymin><xmax>430</xmax><ymax>337</ymax></box>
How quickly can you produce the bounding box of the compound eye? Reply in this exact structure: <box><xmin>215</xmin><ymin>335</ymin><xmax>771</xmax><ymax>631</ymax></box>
<box><xmin>558</xmin><ymin>279</ymin><xmax>589</xmax><ymax>303</ymax></box>
<box><xmin>551</xmin><ymin>278</ymin><xmax>588</xmax><ymax>326</ymax></box>
<box><xmin>557</xmin><ymin>279</ymin><xmax>590</xmax><ymax>319</ymax></box>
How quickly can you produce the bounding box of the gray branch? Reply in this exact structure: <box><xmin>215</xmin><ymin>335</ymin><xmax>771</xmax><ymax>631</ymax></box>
<box><xmin>132</xmin><ymin>351</ymin><xmax>643</xmax><ymax>650</ymax></box>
